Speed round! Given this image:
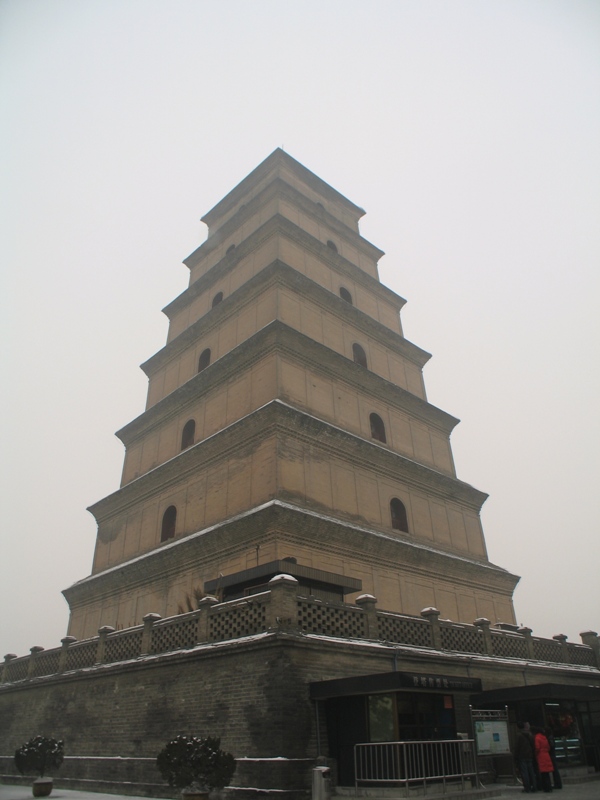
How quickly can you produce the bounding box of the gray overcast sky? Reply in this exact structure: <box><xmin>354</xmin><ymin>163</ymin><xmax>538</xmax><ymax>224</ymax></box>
<box><xmin>1</xmin><ymin>0</ymin><xmax>598</xmax><ymax>658</ymax></box>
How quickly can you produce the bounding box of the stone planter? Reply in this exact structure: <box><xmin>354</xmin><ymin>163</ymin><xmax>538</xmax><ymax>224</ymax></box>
<box><xmin>181</xmin><ymin>789</ymin><xmax>209</xmax><ymax>800</ymax></box>
<box><xmin>32</xmin><ymin>778</ymin><xmax>53</xmax><ymax>797</ymax></box>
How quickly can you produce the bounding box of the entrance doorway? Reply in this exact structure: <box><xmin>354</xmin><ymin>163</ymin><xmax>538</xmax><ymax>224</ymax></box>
<box><xmin>325</xmin><ymin>691</ymin><xmax>458</xmax><ymax>785</ymax></box>
<box><xmin>368</xmin><ymin>692</ymin><xmax>456</xmax><ymax>742</ymax></box>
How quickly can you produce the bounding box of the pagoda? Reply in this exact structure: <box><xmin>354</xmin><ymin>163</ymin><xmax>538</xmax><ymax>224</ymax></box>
<box><xmin>3</xmin><ymin>153</ymin><xmax>598</xmax><ymax>799</ymax></box>
<box><xmin>64</xmin><ymin>149</ymin><xmax>518</xmax><ymax>638</ymax></box>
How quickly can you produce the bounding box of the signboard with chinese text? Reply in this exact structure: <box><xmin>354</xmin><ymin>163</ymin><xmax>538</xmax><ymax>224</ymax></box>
<box><xmin>400</xmin><ymin>673</ymin><xmax>482</xmax><ymax>692</ymax></box>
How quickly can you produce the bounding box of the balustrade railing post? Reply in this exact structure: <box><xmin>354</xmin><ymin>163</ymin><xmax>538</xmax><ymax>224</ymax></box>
<box><xmin>197</xmin><ymin>596</ymin><xmax>219</xmax><ymax>642</ymax></box>
<box><xmin>96</xmin><ymin>626</ymin><xmax>115</xmax><ymax>663</ymax></box>
<box><xmin>474</xmin><ymin>618</ymin><xmax>493</xmax><ymax>655</ymax></box>
<box><xmin>518</xmin><ymin>627</ymin><xmax>535</xmax><ymax>659</ymax></box>
<box><xmin>552</xmin><ymin>633</ymin><xmax>570</xmax><ymax>663</ymax></box>
<box><xmin>2</xmin><ymin>653</ymin><xmax>17</xmax><ymax>683</ymax></box>
<box><xmin>356</xmin><ymin>594</ymin><xmax>379</xmax><ymax>639</ymax></box>
<box><xmin>59</xmin><ymin>636</ymin><xmax>77</xmax><ymax>672</ymax></box>
<box><xmin>141</xmin><ymin>613</ymin><xmax>162</xmax><ymax>655</ymax></box>
<box><xmin>267</xmin><ymin>574</ymin><xmax>299</xmax><ymax>630</ymax></box>
<box><xmin>580</xmin><ymin>630</ymin><xmax>600</xmax><ymax>668</ymax></box>
<box><xmin>27</xmin><ymin>646</ymin><xmax>44</xmax><ymax>678</ymax></box>
<box><xmin>421</xmin><ymin>607</ymin><xmax>442</xmax><ymax>649</ymax></box>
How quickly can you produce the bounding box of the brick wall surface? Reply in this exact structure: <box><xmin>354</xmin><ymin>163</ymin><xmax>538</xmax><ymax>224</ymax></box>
<box><xmin>1</xmin><ymin>631</ymin><xmax>598</xmax><ymax>796</ymax></box>
<box><xmin>0</xmin><ymin>636</ymin><xmax>319</xmax><ymax>794</ymax></box>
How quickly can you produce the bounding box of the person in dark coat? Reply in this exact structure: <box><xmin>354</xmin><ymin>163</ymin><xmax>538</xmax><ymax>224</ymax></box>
<box><xmin>545</xmin><ymin>728</ymin><xmax>562</xmax><ymax>790</ymax></box>
<box><xmin>515</xmin><ymin>721</ymin><xmax>537</xmax><ymax>793</ymax></box>
<box><xmin>532</xmin><ymin>727</ymin><xmax>554</xmax><ymax>793</ymax></box>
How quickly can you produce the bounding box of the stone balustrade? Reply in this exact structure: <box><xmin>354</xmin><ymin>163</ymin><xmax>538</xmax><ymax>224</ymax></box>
<box><xmin>2</xmin><ymin>575</ymin><xmax>598</xmax><ymax>684</ymax></box>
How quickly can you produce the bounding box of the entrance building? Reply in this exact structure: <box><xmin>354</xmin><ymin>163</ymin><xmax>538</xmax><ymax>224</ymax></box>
<box><xmin>474</xmin><ymin>683</ymin><xmax>600</xmax><ymax>771</ymax></box>
<box><xmin>312</xmin><ymin>671</ymin><xmax>481</xmax><ymax>785</ymax></box>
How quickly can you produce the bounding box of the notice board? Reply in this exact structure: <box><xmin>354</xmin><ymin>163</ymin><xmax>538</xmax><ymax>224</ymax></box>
<box><xmin>473</xmin><ymin>719</ymin><xmax>511</xmax><ymax>756</ymax></box>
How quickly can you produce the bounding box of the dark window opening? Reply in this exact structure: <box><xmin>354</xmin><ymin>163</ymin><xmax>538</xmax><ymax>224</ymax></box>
<box><xmin>390</xmin><ymin>498</ymin><xmax>409</xmax><ymax>532</ymax></box>
<box><xmin>370</xmin><ymin>412</ymin><xmax>386</xmax><ymax>443</ymax></box>
<box><xmin>198</xmin><ymin>348</ymin><xmax>211</xmax><ymax>372</ymax></box>
<box><xmin>339</xmin><ymin>287</ymin><xmax>353</xmax><ymax>304</ymax></box>
<box><xmin>352</xmin><ymin>343</ymin><xmax>368</xmax><ymax>368</ymax></box>
<box><xmin>161</xmin><ymin>505</ymin><xmax>177</xmax><ymax>542</ymax></box>
<box><xmin>327</xmin><ymin>240</ymin><xmax>338</xmax><ymax>253</ymax></box>
<box><xmin>212</xmin><ymin>291</ymin><xmax>224</xmax><ymax>307</ymax></box>
<box><xmin>396</xmin><ymin>692</ymin><xmax>455</xmax><ymax>741</ymax></box>
<box><xmin>226</xmin><ymin>244</ymin><xmax>236</xmax><ymax>255</ymax></box>
<box><xmin>181</xmin><ymin>419</ymin><xmax>195</xmax><ymax>450</ymax></box>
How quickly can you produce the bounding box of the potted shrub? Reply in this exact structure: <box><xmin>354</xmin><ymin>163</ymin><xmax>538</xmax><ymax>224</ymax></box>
<box><xmin>14</xmin><ymin>736</ymin><xmax>64</xmax><ymax>797</ymax></box>
<box><xmin>156</xmin><ymin>735</ymin><xmax>236</xmax><ymax>800</ymax></box>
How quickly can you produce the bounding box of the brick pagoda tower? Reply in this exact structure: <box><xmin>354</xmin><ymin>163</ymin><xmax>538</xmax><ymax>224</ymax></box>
<box><xmin>4</xmin><ymin>153</ymin><xmax>598</xmax><ymax>798</ymax></box>
<box><xmin>64</xmin><ymin>150</ymin><xmax>518</xmax><ymax>639</ymax></box>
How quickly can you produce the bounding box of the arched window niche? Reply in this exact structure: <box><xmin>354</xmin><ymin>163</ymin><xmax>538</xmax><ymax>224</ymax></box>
<box><xmin>369</xmin><ymin>412</ymin><xmax>386</xmax><ymax>443</ymax></box>
<box><xmin>390</xmin><ymin>498</ymin><xmax>409</xmax><ymax>533</ymax></box>
<box><xmin>198</xmin><ymin>348</ymin><xmax>211</xmax><ymax>372</ymax></box>
<box><xmin>181</xmin><ymin>419</ymin><xmax>195</xmax><ymax>451</ymax></box>
<box><xmin>161</xmin><ymin>505</ymin><xmax>177</xmax><ymax>542</ymax></box>
<box><xmin>352</xmin><ymin>343</ymin><xmax>367</xmax><ymax>368</ymax></box>
<box><xmin>327</xmin><ymin>239</ymin><xmax>338</xmax><ymax>253</ymax></box>
<box><xmin>339</xmin><ymin>286</ymin><xmax>353</xmax><ymax>304</ymax></box>
<box><xmin>212</xmin><ymin>291</ymin><xmax>224</xmax><ymax>308</ymax></box>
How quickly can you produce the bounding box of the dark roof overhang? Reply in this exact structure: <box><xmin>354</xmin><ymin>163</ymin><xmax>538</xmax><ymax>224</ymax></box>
<box><xmin>471</xmin><ymin>682</ymin><xmax>600</xmax><ymax>705</ymax></box>
<box><xmin>204</xmin><ymin>559</ymin><xmax>362</xmax><ymax>597</ymax></box>
<box><xmin>310</xmin><ymin>671</ymin><xmax>482</xmax><ymax>700</ymax></box>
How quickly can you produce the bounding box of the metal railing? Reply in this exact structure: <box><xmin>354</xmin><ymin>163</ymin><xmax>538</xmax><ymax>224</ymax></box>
<box><xmin>354</xmin><ymin>739</ymin><xmax>478</xmax><ymax>796</ymax></box>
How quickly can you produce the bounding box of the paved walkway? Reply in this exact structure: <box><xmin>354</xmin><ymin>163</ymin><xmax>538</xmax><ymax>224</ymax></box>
<box><xmin>2</xmin><ymin>782</ymin><xmax>600</xmax><ymax>800</ymax></box>
<box><xmin>0</xmin><ymin>789</ymin><xmax>152</xmax><ymax>800</ymax></box>
<box><xmin>475</xmin><ymin>780</ymin><xmax>600</xmax><ymax>799</ymax></box>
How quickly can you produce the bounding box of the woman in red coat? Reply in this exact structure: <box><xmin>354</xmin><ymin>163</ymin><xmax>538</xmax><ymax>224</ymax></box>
<box><xmin>532</xmin><ymin>727</ymin><xmax>554</xmax><ymax>793</ymax></box>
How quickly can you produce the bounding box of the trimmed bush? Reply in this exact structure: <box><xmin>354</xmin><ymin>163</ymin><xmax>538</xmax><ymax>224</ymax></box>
<box><xmin>14</xmin><ymin>737</ymin><xmax>64</xmax><ymax>778</ymax></box>
<box><xmin>157</xmin><ymin>735</ymin><xmax>236</xmax><ymax>791</ymax></box>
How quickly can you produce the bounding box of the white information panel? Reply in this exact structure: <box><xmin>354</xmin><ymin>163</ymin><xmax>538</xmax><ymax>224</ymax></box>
<box><xmin>474</xmin><ymin>719</ymin><xmax>511</xmax><ymax>756</ymax></box>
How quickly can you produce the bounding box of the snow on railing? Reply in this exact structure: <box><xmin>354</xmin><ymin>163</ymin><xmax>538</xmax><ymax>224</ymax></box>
<box><xmin>2</xmin><ymin>578</ymin><xmax>598</xmax><ymax>684</ymax></box>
